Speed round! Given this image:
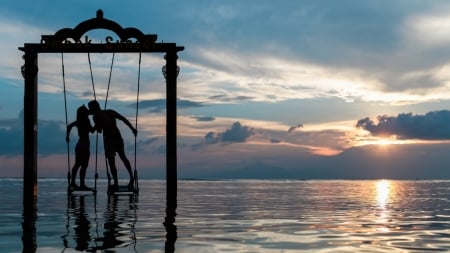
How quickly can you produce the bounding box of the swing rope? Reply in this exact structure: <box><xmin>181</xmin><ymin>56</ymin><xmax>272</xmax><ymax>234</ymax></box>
<box><xmin>88</xmin><ymin>53</ymin><xmax>116</xmax><ymax>188</ymax></box>
<box><xmin>104</xmin><ymin>52</ymin><xmax>115</xmax><ymax>109</ymax></box>
<box><xmin>61</xmin><ymin>53</ymin><xmax>71</xmax><ymax>186</ymax></box>
<box><xmin>88</xmin><ymin>53</ymin><xmax>97</xmax><ymax>101</ymax></box>
<box><xmin>134</xmin><ymin>52</ymin><xmax>142</xmax><ymax>193</ymax></box>
<box><xmin>87</xmin><ymin>52</ymin><xmax>140</xmax><ymax>194</ymax></box>
<box><xmin>88</xmin><ymin>52</ymin><xmax>100</xmax><ymax>192</ymax></box>
<box><xmin>104</xmin><ymin>52</ymin><xmax>115</xmax><ymax>189</ymax></box>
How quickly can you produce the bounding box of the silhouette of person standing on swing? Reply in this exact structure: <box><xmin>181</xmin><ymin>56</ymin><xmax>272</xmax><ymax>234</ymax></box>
<box><xmin>88</xmin><ymin>100</ymin><xmax>137</xmax><ymax>190</ymax></box>
<box><xmin>66</xmin><ymin>105</ymin><xmax>94</xmax><ymax>190</ymax></box>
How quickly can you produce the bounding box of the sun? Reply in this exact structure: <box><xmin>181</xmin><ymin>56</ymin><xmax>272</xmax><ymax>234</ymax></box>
<box><xmin>376</xmin><ymin>138</ymin><xmax>396</xmax><ymax>146</ymax></box>
<box><xmin>359</xmin><ymin>136</ymin><xmax>404</xmax><ymax>147</ymax></box>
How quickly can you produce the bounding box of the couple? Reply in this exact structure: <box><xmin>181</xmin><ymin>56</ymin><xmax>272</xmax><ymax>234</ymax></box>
<box><xmin>66</xmin><ymin>100</ymin><xmax>137</xmax><ymax>191</ymax></box>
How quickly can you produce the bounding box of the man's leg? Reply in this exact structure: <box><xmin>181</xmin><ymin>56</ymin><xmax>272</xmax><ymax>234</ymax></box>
<box><xmin>107</xmin><ymin>156</ymin><xmax>119</xmax><ymax>187</ymax></box>
<box><xmin>118</xmin><ymin>151</ymin><xmax>134</xmax><ymax>187</ymax></box>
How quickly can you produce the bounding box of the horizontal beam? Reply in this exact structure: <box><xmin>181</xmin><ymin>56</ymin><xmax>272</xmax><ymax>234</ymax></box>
<box><xmin>19</xmin><ymin>42</ymin><xmax>184</xmax><ymax>53</ymax></box>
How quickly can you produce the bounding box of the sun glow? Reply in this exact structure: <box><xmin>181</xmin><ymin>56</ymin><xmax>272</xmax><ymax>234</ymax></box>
<box><xmin>375</xmin><ymin>138</ymin><xmax>401</xmax><ymax>146</ymax></box>
<box><xmin>356</xmin><ymin>136</ymin><xmax>410</xmax><ymax>147</ymax></box>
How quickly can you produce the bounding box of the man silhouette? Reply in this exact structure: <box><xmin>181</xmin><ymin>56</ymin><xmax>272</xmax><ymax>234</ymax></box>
<box><xmin>88</xmin><ymin>100</ymin><xmax>137</xmax><ymax>190</ymax></box>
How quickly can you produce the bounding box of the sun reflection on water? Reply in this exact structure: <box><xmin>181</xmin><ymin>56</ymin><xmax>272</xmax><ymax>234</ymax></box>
<box><xmin>376</xmin><ymin>180</ymin><xmax>391</xmax><ymax>208</ymax></box>
<box><xmin>375</xmin><ymin>180</ymin><xmax>393</xmax><ymax>232</ymax></box>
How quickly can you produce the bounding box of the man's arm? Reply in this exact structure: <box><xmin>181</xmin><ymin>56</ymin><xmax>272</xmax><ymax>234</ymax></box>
<box><xmin>112</xmin><ymin>110</ymin><xmax>137</xmax><ymax>136</ymax></box>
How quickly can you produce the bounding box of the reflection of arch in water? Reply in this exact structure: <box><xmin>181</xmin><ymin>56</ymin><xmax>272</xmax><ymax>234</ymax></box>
<box><xmin>164</xmin><ymin>205</ymin><xmax>177</xmax><ymax>253</ymax></box>
<box><xmin>96</xmin><ymin>194</ymin><xmax>138</xmax><ymax>251</ymax></box>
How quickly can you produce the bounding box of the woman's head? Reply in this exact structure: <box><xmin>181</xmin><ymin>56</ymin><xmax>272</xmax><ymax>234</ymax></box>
<box><xmin>76</xmin><ymin>105</ymin><xmax>89</xmax><ymax>120</ymax></box>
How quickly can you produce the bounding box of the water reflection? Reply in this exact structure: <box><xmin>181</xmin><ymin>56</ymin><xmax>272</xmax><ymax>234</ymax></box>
<box><xmin>97</xmin><ymin>194</ymin><xmax>138</xmax><ymax>250</ymax></box>
<box><xmin>62</xmin><ymin>194</ymin><xmax>96</xmax><ymax>251</ymax></box>
<box><xmin>62</xmin><ymin>193</ymin><xmax>138</xmax><ymax>252</ymax></box>
<box><xmin>22</xmin><ymin>204</ymin><xmax>37</xmax><ymax>253</ymax></box>
<box><xmin>14</xmin><ymin>179</ymin><xmax>449</xmax><ymax>252</ymax></box>
<box><xmin>374</xmin><ymin>180</ymin><xmax>393</xmax><ymax>232</ymax></box>
<box><xmin>164</xmin><ymin>205</ymin><xmax>177</xmax><ymax>253</ymax></box>
<box><xmin>376</xmin><ymin>179</ymin><xmax>391</xmax><ymax>208</ymax></box>
<box><xmin>62</xmin><ymin>194</ymin><xmax>92</xmax><ymax>251</ymax></box>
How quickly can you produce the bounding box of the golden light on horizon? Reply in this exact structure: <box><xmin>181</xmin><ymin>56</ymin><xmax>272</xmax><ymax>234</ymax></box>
<box><xmin>363</xmin><ymin>136</ymin><xmax>406</xmax><ymax>146</ymax></box>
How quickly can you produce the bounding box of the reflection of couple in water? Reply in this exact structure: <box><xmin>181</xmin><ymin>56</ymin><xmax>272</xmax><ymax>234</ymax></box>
<box><xmin>63</xmin><ymin>194</ymin><xmax>138</xmax><ymax>251</ymax></box>
<box><xmin>66</xmin><ymin>100</ymin><xmax>137</xmax><ymax>191</ymax></box>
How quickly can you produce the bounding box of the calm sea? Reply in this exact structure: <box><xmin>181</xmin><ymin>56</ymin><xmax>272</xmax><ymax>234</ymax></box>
<box><xmin>1</xmin><ymin>179</ymin><xmax>450</xmax><ymax>252</ymax></box>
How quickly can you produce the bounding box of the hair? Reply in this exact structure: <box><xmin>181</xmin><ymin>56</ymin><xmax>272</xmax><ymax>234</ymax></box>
<box><xmin>76</xmin><ymin>105</ymin><xmax>89</xmax><ymax>122</ymax></box>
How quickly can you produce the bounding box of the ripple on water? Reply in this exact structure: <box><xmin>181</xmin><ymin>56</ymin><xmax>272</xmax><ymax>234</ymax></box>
<box><xmin>1</xmin><ymin>179</ymin><xmax>450</xmax><ymax>252</ymax></box>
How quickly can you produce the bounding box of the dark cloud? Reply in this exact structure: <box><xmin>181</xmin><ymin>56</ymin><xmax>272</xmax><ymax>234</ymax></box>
<box><xmin>208</xmin><ymin>95</ymin><xmax>254</xmax><ymax>103</ymax></box>
<box><xmin>0</xmin><ymin>120</ymin><xmax>23</xmax><ymax>156</ymax></box>
<box><xmin>356</xmin><ymin>110</ymin><xmax>450</xmax><ymax>140</ymax></box>
<box><xmin>222</xmin><ymin>122</ymin><xmax>254</xmax><ymax>142</ymax></box>
<box><xmin>288</xmin><ymin>124</ymin><xmax>303</xmax><ymax>133</ymax></box>
<box><xmin>191</xmin><ymin>116</ymin><xmax>215</xmax><ymax>122</ymax></box>
<box><xmin>130</xmin><ymin>99</ymin><xmax>204</xmax><ymax>113</ymax></box>
<box><xmin>0</xmin><ymin>110</ymin><xmax>67</xmax><ymax>155</ymax></box>
<box><xmin>205</xmin><ymin>131</ymin><xmax>219</xmax><ymax>144</ymax></box>
<box><xmin>270</xmin><ymin>138</ymin><xmax>282</xmax><ymax>143</ymax></box>
<box><xmin>204</xmin><ymin>122</ymin><xmax>254</xmax><ymax>144</ymax></box>
<box><xmin>139</xmin><ymin>137</ymin><xmax>159</xmax><ymax>145</ymax></box>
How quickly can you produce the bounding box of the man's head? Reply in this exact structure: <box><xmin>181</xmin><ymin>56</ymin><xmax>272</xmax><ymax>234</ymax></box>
<box><xmin>88</xmin><ymin>100</ymin><xmax>101</xmax><ymax>114</ymax></box>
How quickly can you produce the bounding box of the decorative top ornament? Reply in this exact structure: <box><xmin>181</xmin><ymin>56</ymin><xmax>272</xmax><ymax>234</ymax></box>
<box><xmin>41</xmin><ymin>9</ymin><xmax>157</xmax><ymax>45</ymax></box>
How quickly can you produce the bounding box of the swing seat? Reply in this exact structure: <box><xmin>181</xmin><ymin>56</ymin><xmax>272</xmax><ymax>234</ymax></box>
<box><xmin>68</xmin><ymin>185</ymin><xmax>96</xmax><ymax>194</ymax></box>
<box><xmin>107</xmin><ymin>184</ymin><xmax>138</xmax><ymax>195</ymax></box>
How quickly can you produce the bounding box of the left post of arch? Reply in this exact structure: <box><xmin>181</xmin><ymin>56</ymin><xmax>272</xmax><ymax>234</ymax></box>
<box><xmin>22</xmin><ymin>49</ymin><xmax>38</xmax><ymax>218</ymax></box>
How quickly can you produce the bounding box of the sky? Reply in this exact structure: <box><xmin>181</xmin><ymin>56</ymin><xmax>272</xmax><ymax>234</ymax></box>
<box><xmin>1</xmin><ymin>0</ymin><xmax>450</xmax><ymax>179</ymax></box>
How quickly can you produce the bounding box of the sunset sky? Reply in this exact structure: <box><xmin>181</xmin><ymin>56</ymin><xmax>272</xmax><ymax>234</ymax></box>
<box><xmin>2</xmin><ymin>1</ymin><xmax>450</xmax><ymax>179</ymax></box>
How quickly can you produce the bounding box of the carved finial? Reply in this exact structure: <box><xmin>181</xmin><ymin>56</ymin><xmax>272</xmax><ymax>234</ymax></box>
<box><xmin>96</xmin><ymin>9</ymin><xmax>104</xmax><ymax>19</ymax></box>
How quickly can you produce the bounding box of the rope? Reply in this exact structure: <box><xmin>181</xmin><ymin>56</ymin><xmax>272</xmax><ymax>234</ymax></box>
<box><xmin>88</xmin><ymin>53</ymin><xmax>99</xmax><ymax>192</ymax></box>
<box><xmin>61</xmin><ymin>53</ymin><xmax>71</xmax><ymax>186</ymax></box>
<box><xmin>104</xmin><ymin>52</ymin><xmax>115</xmax><ymax>109</ymax></box>
<box><xmin>134</xmin><ymin>52</ymin><xmax>141</xmax><ymax>193</ymax></box>
<box><xmin>88</xmin><ymin>53</ymin><xmax>97</xmax><ymax>101</ymax></box>
<box><xmin>104</xmin><ymin>53</ymin><xmax>115</xmax><ymax>190</ymax></box>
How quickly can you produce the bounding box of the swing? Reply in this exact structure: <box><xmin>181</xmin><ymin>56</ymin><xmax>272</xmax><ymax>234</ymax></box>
<box><xmin>62</xmin><ymin>52</ymin><xmax>141</xmax><ymax>195</ymax></box>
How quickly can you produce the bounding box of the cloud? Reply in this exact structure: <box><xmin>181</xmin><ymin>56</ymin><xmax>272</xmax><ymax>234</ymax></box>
<box><xmin>0</xmin><ymin>110</ymin><xmax>69</xmax><ymax>155</ymax></box>
<box><xmin>270</xmin><ymin>138</ymin><xmax>282</xmax><ymax>144</ymax></box>
<box><xmin>190</xmin><ymin>116</ymin><xmax>215</xmax><ymax>122</ymax></box>
<box><xmin>138</xmin><ymin>137</ymin><xmax>159</xmax><ymax>145</ymax></box>
<box><xmin>356</xmin><ymin>110</ymin><xmax>450</xmax><ymax>140</ymax></box>
<box><xmin>205</xmin><ymin>121</ymin><xmax>254</xmax><ymax>144</ymax></box>
<box><xmin>288</xmin><ymin>124</ymin><xmax>303</xmax><ymax>133</ymax></box>
<box><xmin>208</xmin><ymin>94</ymin><xmax>254</xmax><ymax>103</ymax></box>
<box><xmin>131</xmin><ymin>99</ymin><xmax>204</xmax><ymax>113</ymax></box>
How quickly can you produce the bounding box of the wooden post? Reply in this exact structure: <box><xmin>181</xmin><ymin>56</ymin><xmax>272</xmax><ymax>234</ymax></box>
<box><xmin>22</xmin><ymin>50</ymin><xmax>38</xmax><ymax>218</ymax></box>
<box><xmin>164</xmin><ymin>50</ymin><xmax>178</xmax><ymax>253</ymax></box>
<box><xmin>165</xmin><ymin>51</ymin><xmax>178</xmax><ymax>216</ymax></box>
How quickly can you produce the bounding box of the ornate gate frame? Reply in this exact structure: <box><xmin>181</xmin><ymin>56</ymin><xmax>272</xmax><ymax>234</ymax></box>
<box><xmin>19</xmin><ymin>10</ymin><xmax>183</xmax><ymax>215</ymax></box>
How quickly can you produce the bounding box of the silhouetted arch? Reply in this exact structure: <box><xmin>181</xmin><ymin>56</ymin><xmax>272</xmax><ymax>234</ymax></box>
<box><xmin>42</xmin><ymin>10</ymin><xmax>157</xmax><ymax>44</ymax></box>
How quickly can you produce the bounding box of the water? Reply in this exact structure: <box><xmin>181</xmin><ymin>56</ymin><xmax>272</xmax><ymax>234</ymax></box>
<box><xmin>1</xmin><ymin>179</ymin><xmax>450</xmax><ymax>252</ymax></box>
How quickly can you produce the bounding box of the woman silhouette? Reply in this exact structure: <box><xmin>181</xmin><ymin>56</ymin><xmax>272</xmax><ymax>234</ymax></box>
<box><xmin>66</xmin><ymin>105</ymin><xmax>94</xmax><ymax>190</ymax></box>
